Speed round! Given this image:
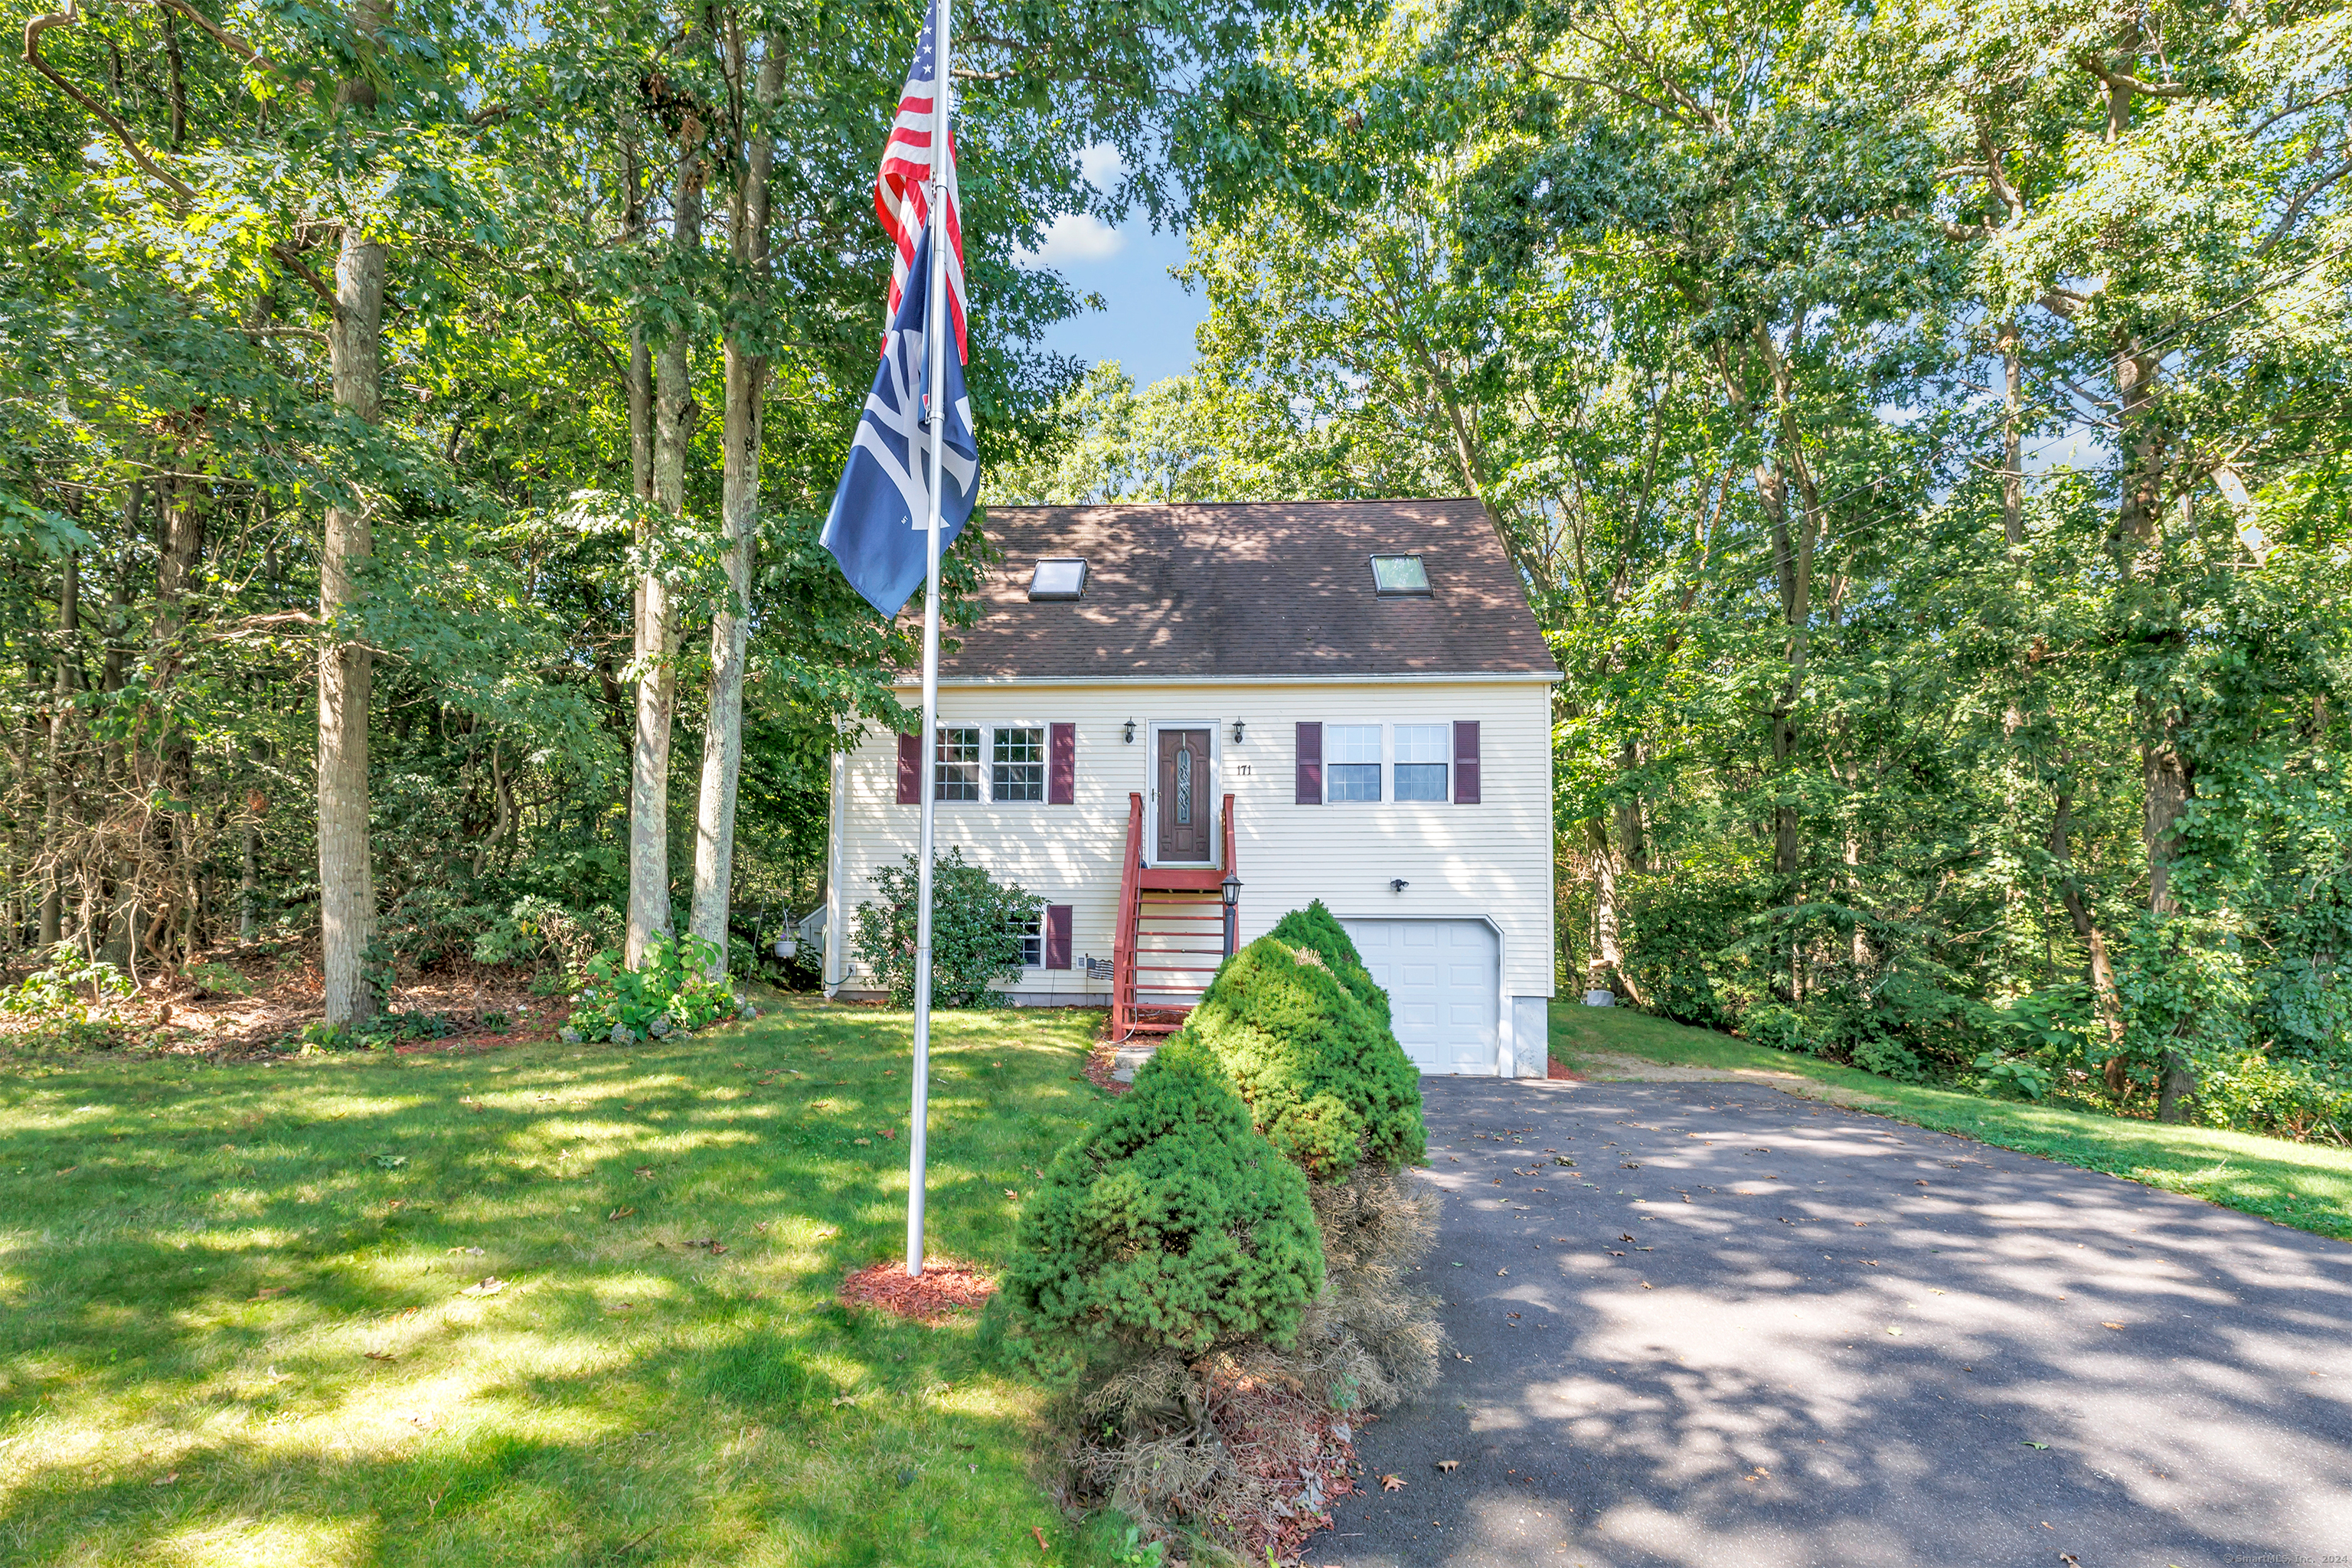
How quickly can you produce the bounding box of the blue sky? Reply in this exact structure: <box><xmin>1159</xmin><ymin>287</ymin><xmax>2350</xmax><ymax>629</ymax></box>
<box><xmin>1019</xmin><ymin>147</ymin><xmax>1210</xmax><ymax>389</ymax></box>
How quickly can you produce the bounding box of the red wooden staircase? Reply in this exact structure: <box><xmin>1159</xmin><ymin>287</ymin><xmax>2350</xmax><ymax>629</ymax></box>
<box><xmin>1111</xmin><ymin>791</ymin><xmax>1236</xmax><ymax>1039</ymax></box>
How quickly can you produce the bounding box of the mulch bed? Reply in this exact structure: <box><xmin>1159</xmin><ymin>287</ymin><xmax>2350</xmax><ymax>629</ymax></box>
<box><xmin>1208</xmin><ymin>1372</ymin><xmax>1365</xmax><ymax>1563</ymax></box>
<box><xmin>1547</xmin><ymin>1059</ymin><xmax>1588</xmax><ymax>1080</ymax></box>
<box><xmin>1083</xmin><ymin>1036</ymin><xmax>1132</xmax><ymax>1096</ymax></box>
<box><xmin>838</xmin><ymin>1260</ymin><xmax>998</xmax><ymax>1323</ymax></box>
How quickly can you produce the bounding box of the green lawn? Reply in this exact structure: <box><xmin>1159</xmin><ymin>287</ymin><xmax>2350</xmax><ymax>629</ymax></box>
<box><xmin>0</xmin><ymin>998</ymin><xmax>1138</xmax><ymax>1566</ymax></box>
<box><xmin>1552</xmin><ymin>1003</ymin><xmax>2352</xmax><ymax>1242</ymax></box>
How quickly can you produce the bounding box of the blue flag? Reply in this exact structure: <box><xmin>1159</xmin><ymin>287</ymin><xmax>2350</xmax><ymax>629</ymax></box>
<box><xmin>822</xmin><ymin>227</ymin><xmax>980</xmax><ymax>619</ymax></box>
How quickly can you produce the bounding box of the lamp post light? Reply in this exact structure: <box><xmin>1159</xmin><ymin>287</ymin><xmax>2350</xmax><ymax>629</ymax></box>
<box><xmin>1220</xmin><ymin>871</ymin><xmax>1242</xmax><ymax>956</ymax></box>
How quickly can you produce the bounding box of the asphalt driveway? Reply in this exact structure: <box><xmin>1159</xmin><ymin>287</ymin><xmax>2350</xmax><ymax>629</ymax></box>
<box><xmin>1314</xmin><ymin>1077</ymin><xmax>2352</xmax><ymax>1568</ymax></box>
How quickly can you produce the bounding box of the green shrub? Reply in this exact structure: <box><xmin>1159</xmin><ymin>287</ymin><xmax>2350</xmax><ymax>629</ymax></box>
<box><xmin>2194</xmin><ymin>1051</ymin><xmax>2352</xmax><ymax>1142</ymax></box>
<box><xmin>1740</xmin><ymin>1003</ymin><xmax>1808</xmax><ymax>1054</ymax></box>
<box><xmin>1267</xmin><ymin>900</ymin><xmax>1389</xmax><ymax>1031</ymax></box>
<box><xmin>851</xmin><ymin>846</ymin><xmax>1042</xmax><ymax>1008</ymax></box>
<box><xmin>0</xmin><ymin>943</ymin><xmax>132</xmax><ymax>1024</ymax></box>
<box><xmin>1003</xmin><ymin>1045</ymin><xmax>1322</xmax><ymax>1361</ymax></box>
<box><xmin>188</xmin><ymin>961</ymin><xmax>255</xmax><ymax>999</ymax></box>
<box><xmin>567</xmin><ymin>933</ymin><xmax>737</xmax><ymax>1043</ymax></box>
<box><xmin>1173</xmin><ymin>933</ymin><xmax>1423</xmax><ymax>1180</ymax></box>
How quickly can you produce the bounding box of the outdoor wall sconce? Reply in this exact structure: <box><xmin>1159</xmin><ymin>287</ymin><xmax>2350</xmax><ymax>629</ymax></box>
<box><xmin>1390</xmin><ymin>877</ymin><xmax>1410</xmax><ymax>893</ymax></box>
<box><xmin>1230</xmin><ymin>719</ymin><xmax>1246</xmax><ymax>743</ymax></box>
<box><xmin>1122</xmin><ymin>719</ymin><xmax>1136</xmax><ymax>744</ymax></box>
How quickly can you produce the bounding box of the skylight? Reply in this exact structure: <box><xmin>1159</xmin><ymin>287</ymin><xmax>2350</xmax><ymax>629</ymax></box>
<box><xmin>1027</xmin><ymin>557</ymin><xmax>1088</xmax><ymax>601</ymax></box>
<box><xmin>1370</xmin><ymin>554</ymin><xmax>1431</xmax><ymax>596</ymax></box>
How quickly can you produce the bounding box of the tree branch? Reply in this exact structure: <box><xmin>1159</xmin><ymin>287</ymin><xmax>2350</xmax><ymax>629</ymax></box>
<box><xmin>24</xmin><ymin>5</ymin><xmax>194</xmax><ymax>204</ymax></box>
<box><xmin>2257</xmin><ymin>157</ymin><xmax>2352</xmax><ymax>256</ymax></box>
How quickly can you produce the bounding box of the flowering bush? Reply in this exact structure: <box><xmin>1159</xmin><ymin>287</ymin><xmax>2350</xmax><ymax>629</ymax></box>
<box><xmin>567</xmin><ymin>933</ymin><xmax>736</xmax><ymax>1043</ymax></box>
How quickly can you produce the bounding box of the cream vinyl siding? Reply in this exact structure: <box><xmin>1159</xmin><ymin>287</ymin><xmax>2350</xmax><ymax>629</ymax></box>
<box><xmin>825</xmin><ymin>678</ymin><xmax>1556</xmax><ymax>1009</ymax></box>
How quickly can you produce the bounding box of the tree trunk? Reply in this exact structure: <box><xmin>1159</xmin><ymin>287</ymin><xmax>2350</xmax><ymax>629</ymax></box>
<box><xmin>39</xmin><ymin>550</ymin><xmax>78</xmax><ymax>947</ymax></box>
<box><xmin>1583</xmin><ymin>816</ymin><xmax>1646</xmax><ymax>1005</ymax></box>
<box><xmin>626</xmin><ymin>136</ymin><xmax>704</xmax><ymax>966</ymax></box>
<box><xmin>142</xmin><ymin>476</ymin><xmax>205</xmax><ymax>972</ymax></box>
<box><xmin>319</xmin><ymin>227</ymin><xmax>387</xmax><ymax>1024</ymax></box>
<box><xmin>1613</xmin><ymin>738</ymin><xmax>1647</xmax><ymax>874</ymax></box>
<box><xmin>1999</xmin><ymin>317</ymin><xmax>2024</xmax><ymax>548</ymax></box>
<box><xmin>689</xmin><ymin>41</ymin><xmax>782</xmax><ymax>975</ymax></box>
<box><xmin>2047</xmin><ymin>788</ymin><xmax>2128</xmax><ymax>1093</ymax></box>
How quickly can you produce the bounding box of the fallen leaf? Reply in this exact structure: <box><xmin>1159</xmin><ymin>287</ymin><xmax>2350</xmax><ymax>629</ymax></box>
<box><xmin>1496</xmin><ymin>1268</ymin><xmax>1508</xmax><ymax>1276</ymax></box>
<box><xmin>2023</xmin><ymin>1441</ymin><xmax>2050</xmax><ymax>1450</ymax></box>
<box><xmin>2102</xmin><ymin>1321</ymin><xmax>2127</xmax><ymax>1330</ymax></box>
<box><xmin>1004</xmin><ymin>1189</ymin><xmax>1019</xmax><ymax>1200</ymax></box>
<box><xmin>1031</xmin><ymin>1525</ymin><xmax>1050</xmax><ymax>1551</ymax></box>
<box><xmin>1641</xmin><ymin>1280</ymin><xmax>1654</xmax><ymax>1289</ymax></box>
<box><xmin>1887</xmin><ymin>1327</ymin><xmax>1903</xmax><ymax>1336</ymax></box>
<box><xmin>854</xmin><ymin>1138</ymin><xmax>872</xmax><ymax>1146</ymax></box>
<box><xmin>753</xmin><ymin>1221</ymin><xmax>769</xmax><ymax>1233</ymax></box>
<box><xmin>252</xmin><ymin>1286</ymin><xmax>286</xmax><ymax>1299</ymax></box>
<box><xmin>607</xmin><ymin>1207</ymin><xmax>635</xmax><ymax>1220</ymax></box>
<box><xmin>634</xmin><ymin>1167</ymin><xmax>654</xmax><ymax>1178</ymax></box>
<box><xmin>880</xmin><ymin>1129</ymin><xmax>895</xmax><ymax>1140</ymax></box>
<box><xmin>1436</xmin><ymin>1459</ymin><xmax>1459</xmax><ymax>1473</ymax></box>
<box><xmin>1380</xmin><ymin>1474</ymin><xmax>1407</xmax><ymax>1491</ymax></box>
<box><xmin>152</xmin><ymin>1473</ymin><xmax>178</xmax><ymax>1487</ymax></box>
<box><xmin>445</xmin><ymin>1246</ymin><xmax>485</xmax><ymax>1256</ymax></box>
<box><xmin>459</xmin><ymin>1277</ymin><xmax>507</xmax><ymax>1297</ymax></box>
<box><xmin>832</xmin><ymin>1394</ymin><xmax>860</xmax><ymax>1408</ymax></box>
<box><xmin>364</xmin><ymin>1351</ymin><xmax>397</xmax><ymax>1362</ymax></box>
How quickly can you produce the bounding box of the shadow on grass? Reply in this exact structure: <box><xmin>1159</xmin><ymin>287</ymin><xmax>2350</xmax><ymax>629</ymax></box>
<box><xmin>0</xmin><ymin>1000</ymin><xmax>1114</xmax><ymax>1566</ymax></box>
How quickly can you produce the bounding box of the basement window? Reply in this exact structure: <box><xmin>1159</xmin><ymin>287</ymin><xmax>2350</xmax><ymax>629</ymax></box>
<box><xmin>1370</xmin><ymin>554</ymin><xmax>1430</xmax><ymax>595</ymax></box>
<box><xmin>1027</xmin><ymin>558</ymin><xmax>1088</xmax><ymax>600</ymax></box>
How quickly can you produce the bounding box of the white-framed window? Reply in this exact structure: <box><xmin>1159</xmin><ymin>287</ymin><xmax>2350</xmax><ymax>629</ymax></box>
<box><xmin>936</xmin><ymin>726</ymin><xmax>982</xmax><ymax>801</ymax></box>
<box><xmin>992</xmin><ymin>726</ymin><xmax>1045</xmax><ymax>802</ymax></box>
<box><xmin>1327</xmin><ymin>724</ymin><xmax>1383</xmax><ymax>802</ymax></box>
<box><xmin>1008</xmin><ymin>910</ymin><xmax>1042</xmax><ymax>968</ymax></box>
<box><xmin>1394</xmin><ymin>724</ymin><xmax>1449</xmax><ymax>801</ymax></box>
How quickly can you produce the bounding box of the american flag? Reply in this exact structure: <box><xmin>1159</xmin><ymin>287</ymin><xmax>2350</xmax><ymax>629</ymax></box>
<box><xmin>877</xmin><ymin>0</ymin><xmax>967</xmax><ymax>362</ymax></box>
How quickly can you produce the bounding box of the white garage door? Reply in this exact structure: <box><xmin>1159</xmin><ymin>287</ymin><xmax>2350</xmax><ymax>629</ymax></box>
<box><xmin>1341</xmin><ymin>919</ymin><xmax>1500</xmax><ymax>1075</ymax></box>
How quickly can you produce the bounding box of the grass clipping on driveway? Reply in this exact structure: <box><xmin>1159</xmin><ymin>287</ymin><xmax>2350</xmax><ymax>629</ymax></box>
<box><xmin>0</xmin><ymin>998</ymin><xmax>1132</xmax><ymax>1566</ymax></box>
<box><xmin>1553</xmin><ymin>1004</ymin><xmax>2352</xmax><ymax>1241</ymax></box>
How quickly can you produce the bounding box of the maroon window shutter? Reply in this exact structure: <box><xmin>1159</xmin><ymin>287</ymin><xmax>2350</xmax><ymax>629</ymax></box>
<box><xmin>1453</xmin><ymin>720</ymin><xmax>1481</xmax><ymax>804</ymax></box>
<box><xmin>1044</xmin><ymin>904</ymin><xmax>1073</xmax><ymax>969</ymax></box>
<box><xmin>1048</xmin><ymin>723</ymin><xmax>1076</xmax><ymax>805</ymax></box>
<box><xmin>1295</xmin><ymin>722</ymin><xmax>1323</xmax><ymax>805</ymax></box>
<box><xmin>896</xmin><ymin>731</ymin><xmax>921</xmax><ymax>805</ymax></box>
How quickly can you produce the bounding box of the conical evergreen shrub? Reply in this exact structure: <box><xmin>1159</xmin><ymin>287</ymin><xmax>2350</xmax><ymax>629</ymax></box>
<box><xmin>1174</xmin><ymin>930</ymin><xmax>1424</xmax><ymax>1180</ymax></box>
<box><xmin>1268</xmin><ymin>899</ymin><xmax>1390</xmax><ymax>1031</ymax></box>
<box><xmin>1003</xmin><ymin>1045</ymin><xmax>1322</xmax><ymax>1358</ymax></box>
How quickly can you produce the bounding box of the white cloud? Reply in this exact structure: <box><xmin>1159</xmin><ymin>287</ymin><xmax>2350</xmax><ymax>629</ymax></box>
<box><xmin>1018</xmin><ymin>213</ymin><xmax>1127</xmax><ymax>267</ymax></box>
<box><xmin>1077</xmin><ymin>142</ymin><xmax>1125</xmax><ymax>191</ymax></box>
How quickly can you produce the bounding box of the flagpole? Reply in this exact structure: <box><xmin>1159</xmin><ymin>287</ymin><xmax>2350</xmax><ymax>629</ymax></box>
<box><xmin>907</xmin><ymin>0</ymin><xmax>952</xmax><ymax>1280</ymax></box>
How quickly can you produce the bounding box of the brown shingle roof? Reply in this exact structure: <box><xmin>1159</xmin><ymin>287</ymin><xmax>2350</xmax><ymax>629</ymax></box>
<box><xmin>928</xmin><ymin>499</ymin><xmax>1556</xmax><ymax>681</ymax></box>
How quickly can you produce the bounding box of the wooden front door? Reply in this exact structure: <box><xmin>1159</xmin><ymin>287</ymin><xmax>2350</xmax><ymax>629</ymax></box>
<box><xmin>1156</xmin><ymin>729</ymin><xmax>1214</xmax><ymax>861</ymax></box>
